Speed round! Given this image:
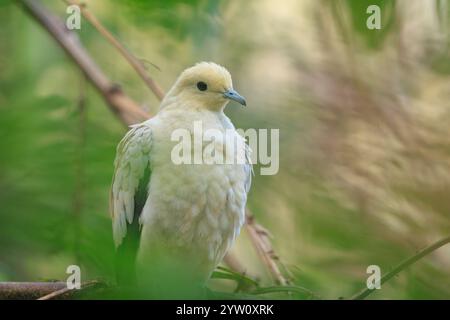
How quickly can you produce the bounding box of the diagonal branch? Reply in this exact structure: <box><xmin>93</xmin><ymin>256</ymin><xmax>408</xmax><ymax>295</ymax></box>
<box><xmin>63</xmin><ymin>0</ymin><xmax>165</xmax><ymax>100</ymax></box>
<box><xmin>37</xmin><ymin>280</ymin><xmax>104</xmax><ymax>300</ymax></box>
<box><xmin>351</xmin><ymin>235</ymin><xmax>450</xmax><ymax>300</ymax></box>
<box><xmin>245</xmin><ymin>211</ymin><xmax>290</xmax><ymax>285</ymax></box>
<box><xmin>17</xmin><ymin>0</ymin><xmax>149</xmax><ymax>126</ymax></box>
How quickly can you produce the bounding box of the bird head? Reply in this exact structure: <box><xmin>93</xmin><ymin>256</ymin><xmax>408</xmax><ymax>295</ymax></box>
<box><xmin>162</xmin><ymin>62</ymin><xmax>246</xmax><ymax>111</ymax></box>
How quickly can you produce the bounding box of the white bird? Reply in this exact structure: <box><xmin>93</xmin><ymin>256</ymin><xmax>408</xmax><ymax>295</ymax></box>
<box><xmin>110</xmin><ymin>62</ymin><xmax>251</xmax><ymax>295</ymax></box>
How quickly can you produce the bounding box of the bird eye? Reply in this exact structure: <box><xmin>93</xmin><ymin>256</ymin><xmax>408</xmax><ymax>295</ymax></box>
<box><xmin>197</xmin><ymin>81</ymin><xmax>207</xmax><ymax>91</ymax></box>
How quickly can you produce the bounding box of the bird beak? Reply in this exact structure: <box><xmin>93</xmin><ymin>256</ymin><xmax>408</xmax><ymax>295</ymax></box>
<box><xmin>223</xmin><ymin>89</ymin><xmax>246</xmax><ymax>106</ymax></box>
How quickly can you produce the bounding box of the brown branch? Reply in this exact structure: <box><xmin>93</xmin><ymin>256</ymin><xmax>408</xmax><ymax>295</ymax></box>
<box><xmin>64</xmin><ymin>0</ymin><xmax>165</xmax><ymax>100</ymax></box>
<box><xmin>245</xmin><ymin>211</ymin><xmax>289</xmax><ymax>286</ymax></box>
<box><xmin>350</xmin><ymin>235</ymin><xmax>450</xmax><ymax>300</ymax></box>
<box><xmin>0</xmin><ymin>281</ymin><xmax>103</xmax><ymax>300</ymax></box>
<box><xmin>37</xmin><ymin>280</ymin><xmax>103</xmax><ymax>300</ymax></box>
<box><xmin>0</xmin><ymin>282</ymin><xmax>66</xmax><ymax>300</ymax></box>
<box><xmin>17</xmin><ymin>0</ymin><xmax>149</xmax><ymax>126</ymax></box>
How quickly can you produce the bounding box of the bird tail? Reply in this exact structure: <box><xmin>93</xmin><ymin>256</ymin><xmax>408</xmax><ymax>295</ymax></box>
<box><xmin>115</xmin><ymin>218</ymin><xmax>141</xmax><ymax>286</ymax></box>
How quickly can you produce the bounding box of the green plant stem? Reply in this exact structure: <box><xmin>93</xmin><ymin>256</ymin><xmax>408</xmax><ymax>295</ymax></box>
<box><xmin>251</xmin><ymin>285</ymin><xmax>319</xmax><ymax>298</ymax></box>
<box><xmin>351</xmin><ymin>235</ymin><xmax>450</xmax><ymax>300</ymax></box>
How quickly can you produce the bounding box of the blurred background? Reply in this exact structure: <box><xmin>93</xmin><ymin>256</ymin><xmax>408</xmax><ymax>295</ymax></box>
<box><xmin>0</xmin><ymin>0</ymin><xmax>449</xmax><ymax>299</ymax></box>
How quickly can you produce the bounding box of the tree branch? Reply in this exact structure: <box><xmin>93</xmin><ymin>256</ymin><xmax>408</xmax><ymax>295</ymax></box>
<box><xmin>245</xmin><ymin>211</ymin><xmax>290</xmax><ymax>285</ymax></box>
<box><xmin>37</xmin><ymin>280</ymin><xmax>104</xmax><ymax>300</ymax></box>
<box><xmin>0</xmin><ymin>282</ymin><xmax>65</xmax><ymax>300</ymax></box>
<box><xmin>17</xmin><ymin>0</ymin><xmax>149</xmax><ymax>126</ymax></box>
<box><xmin>64</xmin><ymin>0</ymin><xmax>165</xmax><ymax>100</ymax></box>
<box><xmin>0</xmin><ymin>281</ymin><xmax>103</xmax><ymax>300</ymax></box>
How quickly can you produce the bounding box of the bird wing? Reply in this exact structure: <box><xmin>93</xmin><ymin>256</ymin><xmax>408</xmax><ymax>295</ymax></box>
<box><xmin>244</xmin><ymin>143</ymin><xmax>253</xmax><ymax>194</ymax></box>
<box><xmin>110</xmin><ymin>123</ymin><xmax>153</xmax><ymax>248</ymax></box>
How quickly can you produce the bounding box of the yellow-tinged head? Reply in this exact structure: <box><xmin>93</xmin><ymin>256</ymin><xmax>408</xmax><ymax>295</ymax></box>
<box><xmin>162</xmin><ymin>62</ymin><xmax>246</xmax><ymax>111</ymax></box>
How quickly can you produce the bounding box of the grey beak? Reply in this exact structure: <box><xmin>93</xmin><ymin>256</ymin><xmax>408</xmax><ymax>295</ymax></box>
<box><xmin>223</xmin><ymin>89</ymin><xmax>246</xmax><ymax>106</ymax></box>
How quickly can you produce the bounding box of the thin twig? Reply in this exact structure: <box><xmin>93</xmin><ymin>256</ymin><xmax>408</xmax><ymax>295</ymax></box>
<box><xmin>351</xmin><ymin>235</ymin><xmax>450</xmax><ymax>300</ymax></box>
<box><xmin>17</xmin><ymin>0</ymin><xmax>149</xmax><ymax>126</ymax></box>
<box><xmin>37</xmin><ymin>280</ymin><xmax>104</xmax><ymax>300</ymax></box>
<box><xmin>251</xmin><ymin>285</ymin><xmax>318</xmax><ymax>298</ymax></box>
<box><xmin>63</xmin><ymin>0</ymin><xmax>165</xmax><ymax>100</ymax></box>
<box><xmin>245</xmin><ymin>211</ymin><xmax>289</xmax><ymax>286</ymax></box>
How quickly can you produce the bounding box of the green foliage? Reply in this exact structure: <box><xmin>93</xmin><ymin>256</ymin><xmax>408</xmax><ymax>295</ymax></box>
<box><xmin>115</xmin><ymin>0</ymin><xmax>223</xmax><ymax>43</ymax></box>
<box><xmin>331</xmin><ymin>0</ymin><xmax>396</xmax><ymax>49</ymax></box>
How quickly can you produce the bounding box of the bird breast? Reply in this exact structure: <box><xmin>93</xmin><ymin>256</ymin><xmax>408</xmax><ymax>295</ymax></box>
<box><xmin>137</xmin><ymin>109</ymin><xmax>248</xmax><ymax>269</ymax></box>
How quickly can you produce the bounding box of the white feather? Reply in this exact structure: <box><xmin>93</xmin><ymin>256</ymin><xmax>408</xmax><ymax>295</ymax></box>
<box><xmin>110</xmin><ymin>124</ymin><xmax>153</xmax><ymax>247</ymax></box>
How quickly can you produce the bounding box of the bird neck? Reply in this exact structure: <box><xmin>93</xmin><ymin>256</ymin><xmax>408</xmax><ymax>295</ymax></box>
<box><xmin>160</xmin><ymin>93</ymin><xmax>227</xmax><ymax>113</ymax></box>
